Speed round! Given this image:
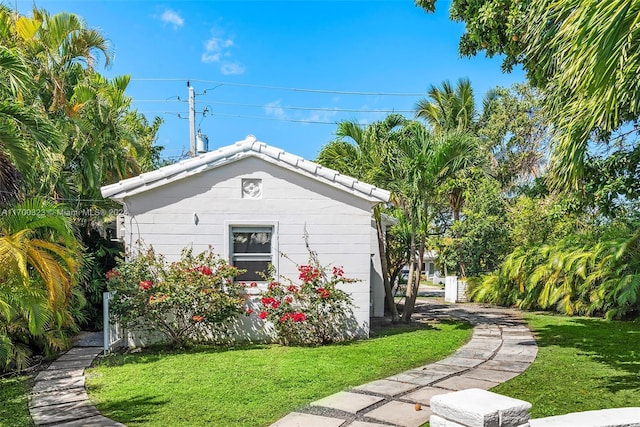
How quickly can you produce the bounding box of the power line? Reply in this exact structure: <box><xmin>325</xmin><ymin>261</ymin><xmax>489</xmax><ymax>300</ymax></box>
<box><xmin>130</xmin><ymin>78</ymin><xmax>425</xmax><ymax>97</ymax></box>
<box><xmin>207</xmin><ymin>112</ymin><xmax>339</xmax><ymax>125</ymax></box>
<box><xmin>132</xmin><ymin>99</ymin><xmax>414</xmax><ymax>114</ymax></box>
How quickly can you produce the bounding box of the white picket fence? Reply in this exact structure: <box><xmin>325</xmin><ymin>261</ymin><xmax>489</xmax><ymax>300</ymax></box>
<box><xmin>102</xmin><ymin>292</ymin><xmax>123</xmax><ymax>353</ymax></box>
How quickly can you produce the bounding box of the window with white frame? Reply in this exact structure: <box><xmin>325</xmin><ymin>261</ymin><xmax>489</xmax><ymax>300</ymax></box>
<box><xmin>230</xmin><ymin>226</ymin><xmax>273</xmax><ymax>282</ymax></box>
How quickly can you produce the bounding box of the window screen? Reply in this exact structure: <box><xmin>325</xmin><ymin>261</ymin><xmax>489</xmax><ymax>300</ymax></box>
<box><xmin>231</xmin><ymin>226</ymin><xmax>273</xmax><ymax>282</ymax></box>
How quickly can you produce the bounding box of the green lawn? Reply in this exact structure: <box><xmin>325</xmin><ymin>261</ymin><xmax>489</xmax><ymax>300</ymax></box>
<box><xmin>0</xmin><ymin>374</ymin><xmax>34</xmax><ymax>427</ymax></box>
<box><xmin>86</xmin><ymin>321</ymin><xmax>472</xmax><ymax>427</ymax></box>
<box><xmin>493</xmin><ymin>313</ymin><xmax>640</xmax><ymax>418</ymax></box>
<box><xmin>11</xmin><ymin>312</ymin><xmax>640</xmax><ymax>427</ymax></box>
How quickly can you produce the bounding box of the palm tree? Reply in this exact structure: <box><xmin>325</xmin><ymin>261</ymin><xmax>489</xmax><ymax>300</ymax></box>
<box><xmin>317</xmin><ymin>115</ymin><xmax>405</xmax><ymax>321</ymax></box>
<box><xmin>522</xmin><ymin>0</ymin><xmax>640</xmax><ymax>189</ymax></box>
<box><xmin>415</xmin><ymin>78</ymin><xmax>477</xmax><ymax>134</ymax></box>
<box><xmin>393</xmin><ymin>123</ymin><xmax>484</xmax><ymax>320</ymax></box>
<box><xmin>13</xmin><ymin>6</ymin><xmax>112</xmax><ymax>112</ymax></box>
<box><xmin>0</xmin><ymin>45</ymin><xmax>61</xmax><ymax>206</ymax></box>
<box><xmin>0</xmin><ymin>197</ymin><xmax>81</xmax><ymax>370</ymax></box>
<box><xmin>415</xmin><ymin>79</ymin><xmax>489</xmax><ymax>278</ymax></box>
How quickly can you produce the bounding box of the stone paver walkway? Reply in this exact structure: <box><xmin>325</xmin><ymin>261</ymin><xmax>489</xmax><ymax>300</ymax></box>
<box><xmin>270</xmin><ymin>301</ymin><xmax>537</xmax><ymax>427</ymax></box>
<box><xmin>28</xmin><ymin>332</ymin><xmax>125</xmax><ymax>426</ymax></box>
<box><xmin>28</xmin><ymin>301</ymin><xmax>536</xmax><ymax>427</ymax></box>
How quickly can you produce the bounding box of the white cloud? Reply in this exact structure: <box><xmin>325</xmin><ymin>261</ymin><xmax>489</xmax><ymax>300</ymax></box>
<box><xmin>265</xmin><ymin>100</ymin><xmax>288</xmax><ymax>120</ymax></box>
<box><xmin>221</xmin><ymin>62</ymin><xmax>245</xmax><ymax>76</ymax></box>
<box><xmin>160</xmin><ymin>9</ymin><xmax>184</xmax><ymax>29</ymax></box>
<box><xmin>264</xmin><ymin>101</ymin><xmax>340</xmax><ymax>125</ymax></box>
<box><xmin>201</xmin><ymin>33</ymin><xmax>245</xmax><ymax>75</ymax></box>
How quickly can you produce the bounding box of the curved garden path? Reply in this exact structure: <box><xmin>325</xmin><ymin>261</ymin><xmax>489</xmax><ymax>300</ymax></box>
<box><xmin>28</xmin><ymin>301</ymin><xmax>537</xmax><ymax>427</ymax></box>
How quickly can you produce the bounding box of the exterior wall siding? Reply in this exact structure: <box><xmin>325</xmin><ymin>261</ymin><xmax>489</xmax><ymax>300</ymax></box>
<box><xmin>119</xmin><ymin>157</ymin><xmax>379</xmax><ymax>339</ymax></box>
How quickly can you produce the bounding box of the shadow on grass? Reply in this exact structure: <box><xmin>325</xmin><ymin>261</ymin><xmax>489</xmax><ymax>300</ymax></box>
<box><xmin>94</xmin><ymin>342</ymin><xmax>272</xmax><ymax>367</ymax></box>
<box><xmin>529</xmin><ymin>314</ymin><xmax>640</xmax><ymax>393</ymax></box>
<box><xmin>95</xmin><ymin>316</ymin><xmax>472</xmax><ymax>368</ymax></box>
<box><xmin>92</xmin><ymin>393</ymin><xmax>171</xmax><ymax>425</ymax></box>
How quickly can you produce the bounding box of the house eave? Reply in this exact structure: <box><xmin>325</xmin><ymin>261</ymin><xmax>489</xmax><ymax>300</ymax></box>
<box><xmin>101</xmin><ymin>135</ymin><xmax>391</xmax><ymax>204</ymax></box>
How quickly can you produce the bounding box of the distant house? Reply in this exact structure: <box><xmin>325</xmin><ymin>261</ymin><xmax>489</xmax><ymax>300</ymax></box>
<box><xmin>100</xmin><ymin>135</ymin><xmax>391</xmax><ymax>340</ymax></box>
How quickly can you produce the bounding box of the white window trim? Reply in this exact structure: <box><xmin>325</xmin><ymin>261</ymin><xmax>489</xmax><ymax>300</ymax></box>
<box><xmin>224</xmin><ymin>220</ymin><xmax>279</xmax><ymax>286</ymax></box>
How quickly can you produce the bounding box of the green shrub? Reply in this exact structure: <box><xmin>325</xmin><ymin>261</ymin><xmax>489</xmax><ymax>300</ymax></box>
<box><xmin>107</xmin><ymin>247</ymin><xmax>245</xmax><ymax>346</ymax></box>
<box><xmin>254</xmin><ymin>254</ymin><xmax>357</xmax><ymax>345</ymax></box>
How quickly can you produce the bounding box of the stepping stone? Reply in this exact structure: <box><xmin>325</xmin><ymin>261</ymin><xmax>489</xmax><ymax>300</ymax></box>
<box><xmin>434</xmin><ymin>375</ymin><xmax>500</xmax><ymax>391</ymax></box>
<box><xmin>29</xmin><ymin>387</ymin><xmax>88</xmax><ymax>408</ymax></box>
<box><xmin>47</xmin><ymin>358</ymin><xmax>94</xmax><ymax>370</ymax></box>
<box><xmin>46</xmin><ymin>414</ymin><xmax>126</xmax><ymax>426</ymax></box>
<box><xmin>434</xmin><ymin>356</ymin><xmax>484</xmax><ymax>369</ymax></box>
<box><xmin>36</xmin><ymin>368</ymin><xmax>84</xmax><ymax>382</ymax></box>
<box><xmin>269</xmin><ymin>412</ymin><xmax>345</xmax><ymax>427</ymax></box>
<box><xmin>452</xmin><ymin>348</ymin><xmax>496</xmax><ymax>360</ymax></box>
<box><xmin>60</xmin><ymin>347</ymin><xmax>103</xmax><ymax>357</ymax></box>
<box><xmin>463</xmin><ymin>367</ymin><xmax>520</xmax><ymax>383</ymax></box>
<box><xmin>348</xmin><ymin>422</ymin><xmax>389</xmax><ymax>427</ymax></box>
<box><xmin>365</xmin><ymin>401</ymin><xmax>432</xmax><ymax>427</ymax></box>
<box><xmin>492</xmin><ymin>349</ymin><xmax>537</xmax><ymax>364</ymax></box>
<box><xmin>402</xmin><ymin>386</ymin><xmax>450</xmax><ymax>405</ymax></box>
<box><xmin>311</xmin><ymin>391</ymin><xmax>383</xmax><ymax>414</ymax></box>
<box><xmin>387</xmin><ymin>369</ymin><xmax>451</xmax><ymax>386</ymax></box>
<box><xmin>30</xmin><ymin>399</ymin><xmax>99</xmax><ymax>425</ymax></box>
<box><xmin>482</xmin><ymin>360</ymin><xmax>531</xmax><ymax>373</ymax></box>
<box><xmin>31</xmin><ymin>376</ymin><xmax>85</xmax><ymax>394</ymax></box>
<box><xmin>354</xmin><ymin>379</ymin><xmax>419</xmax><ymax>397</ymax></box>
<box><xmin>417</xmin><ymin>364</ymin><xmax>467</xmax><ymax>375</ymax></box>
<box><xmin>56</xmin><ymin>352</ymin><xmax>101</xmax><ymax>362</ymax></box>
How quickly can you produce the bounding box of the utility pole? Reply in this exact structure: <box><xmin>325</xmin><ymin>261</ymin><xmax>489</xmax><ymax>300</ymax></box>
<box><xmin>188</xmin><ymin>82</ymin><xmax>196</xmax><ymax>157</ymax></box>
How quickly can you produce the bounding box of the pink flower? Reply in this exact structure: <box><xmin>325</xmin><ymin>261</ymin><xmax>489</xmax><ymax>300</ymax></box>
<box><xmin>292</xmin><ymin>312</ymin><xmax>307</xmax><ymax>322</ymax></box>
<box><xmin>139</xmin><ymin>280</ymin><xmax>153</xmax><ymax>291</ymax></box>
<box><xmin>279</xmin><ymin>313</ymin><xmax>292</xmax><ymax>323</ymax></box>
<box><xmin>317</xmin><ymin>287</ymin><xmax>331</xmax><ymax>299</ymax></box>
<box><xmin>196</xmin><ymin>265</ymin><xmax>213</xmax><ymax>276</ymax></box>
<box><xmin>298</xmin><ymin>265</ymin><xmax>320</xmax><ymax>283</ymax></box>
<box><xmin>268</xmin><ymin>281</ymin><xmax>280</xmax><ymax>290</ymax></box>
<box><xmin>258</xmin><ymin>311</ymin><xmax>268</xmax><ymax>320</ymax></box>
<box><xmin>332</xmin><ymin>266</ymin><xmax>344</xmax><ymax>277</ymax></box>
<box><xmin>105</xmin><ymin>269</ymin><xmax>119</xmax><ymax>280</ymax></box>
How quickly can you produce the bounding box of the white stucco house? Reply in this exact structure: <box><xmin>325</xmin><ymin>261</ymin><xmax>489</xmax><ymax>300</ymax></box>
<box><xmin>100</xmin><ymin>135</ymin><xmax>391</xmax><ymax>339</ymax></box>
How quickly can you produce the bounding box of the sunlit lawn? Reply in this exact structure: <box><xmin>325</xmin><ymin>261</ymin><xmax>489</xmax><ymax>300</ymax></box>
<box><xmin>493</xmin><ymin>313</ymin><xmax>640</xmax><ymax>418</ymax></box>
<box><xmin>86</xmin><ymin>320</ymin><xmax>472</xmax><ymax>427</ymax></box>
<box><xmin>0</xmin><ymin>374</ymin><xmax>33</xmax><ymax>427</ymax></box>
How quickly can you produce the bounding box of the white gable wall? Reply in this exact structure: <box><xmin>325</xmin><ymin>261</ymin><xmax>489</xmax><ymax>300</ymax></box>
<box><xmin>119</xmin><ymin>156</ymin><xmax>377</xmax><ymax>336</ymax></box>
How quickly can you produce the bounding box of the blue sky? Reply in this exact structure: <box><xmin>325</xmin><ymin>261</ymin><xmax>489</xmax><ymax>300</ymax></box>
<box><xmin>17</xmin><ymin>0</ymin><xmax>526</xmax><ymax>161</ymax></box>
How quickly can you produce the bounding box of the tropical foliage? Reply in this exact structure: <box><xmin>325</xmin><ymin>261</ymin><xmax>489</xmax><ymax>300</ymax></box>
<box><xmin>0</xmin><ymin>198</ymin><xmax>82</xmax><ymax>371</ymax></box>
<box><xmin>0</xmin><ymin>5</ymin><xmax>162</xmax><ymax>371</ymax></box>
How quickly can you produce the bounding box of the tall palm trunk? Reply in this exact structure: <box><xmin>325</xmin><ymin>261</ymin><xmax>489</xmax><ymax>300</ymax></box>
<box><xmin>374</xmin><ymin>207</ymin><xmax>399</xmax><ymax>321</ymax></box>
<box><xmin>402</xmin><ymin>209</ymin><xmax>420</xmax><ymax>323</ymax></box>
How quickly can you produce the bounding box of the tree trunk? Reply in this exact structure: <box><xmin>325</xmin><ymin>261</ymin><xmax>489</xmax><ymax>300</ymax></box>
<box><xmin>402</xmin><ymin>214</ymin><xmax>419</xmax><ymax>323</ymax></box>
<box><xmin>374</xmin><ymin>208</ymin><xmax>399</xmax><ymax>322</ymax></box>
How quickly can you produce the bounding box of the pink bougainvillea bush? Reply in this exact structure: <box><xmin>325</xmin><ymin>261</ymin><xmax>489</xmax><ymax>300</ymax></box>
<box><xmin>253</xmin><ymin>255</ymin><xmax>357</xmax><ymax>345</ymax></box>
<box><xmin>106</xmin><ymin>247</ymin><xmax>244</xmax><ymax>346</ymax></box>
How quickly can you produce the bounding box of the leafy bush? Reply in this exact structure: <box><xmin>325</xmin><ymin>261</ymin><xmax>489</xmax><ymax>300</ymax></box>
<box><xmin>253</xmin><ymin>253</ymin><xmax>357</xmax><ymax>345</ymax></box>
<box><xmin>107</xmin><ymin>247</ymin><xmax>245</xmax><ymax>346</ymax></box>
